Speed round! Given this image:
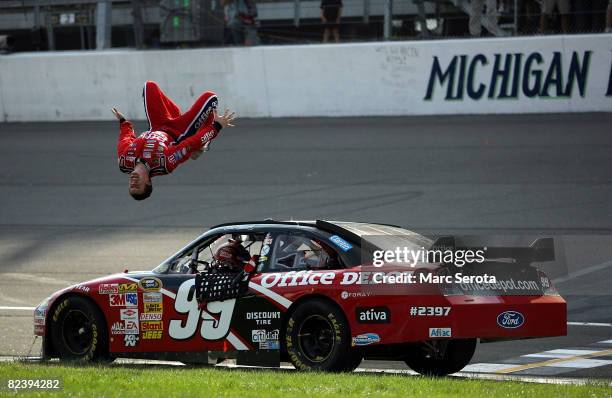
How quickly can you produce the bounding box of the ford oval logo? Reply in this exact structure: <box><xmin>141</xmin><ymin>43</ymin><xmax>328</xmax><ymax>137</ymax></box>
<box><xmin>497</xmin><ymin>311</ymin><xmax>525</xmax><ymax>329</ymax></box>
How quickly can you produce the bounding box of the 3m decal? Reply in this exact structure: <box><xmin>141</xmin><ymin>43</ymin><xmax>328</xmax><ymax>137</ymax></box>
<box><xmin>109</xmin><ymin>293</ymin><xmax>138</xmax><ymax>307</ymax></box>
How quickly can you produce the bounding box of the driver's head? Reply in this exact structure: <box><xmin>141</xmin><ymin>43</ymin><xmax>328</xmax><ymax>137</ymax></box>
<box><xmin>214</xmin><ymin>239</ymin><xmax>250</xmax><ymax>270</ymax></box>
<box><xmin>129</xmin><ymin>164</ymin><xmax>152</xmax><ymax>201</ymax></box>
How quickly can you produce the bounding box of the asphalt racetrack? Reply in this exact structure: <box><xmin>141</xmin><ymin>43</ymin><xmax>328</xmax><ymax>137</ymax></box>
<box><xmin>1</xmin><ymin>113</ymin><xmax>612</xmax><ymax>380</ymax></box>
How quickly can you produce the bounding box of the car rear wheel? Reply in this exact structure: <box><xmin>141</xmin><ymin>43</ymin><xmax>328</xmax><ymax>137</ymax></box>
<box><xmin>50</xmin><ymin>296</ymin><xmax>108</xmax><ymax>361</ymax></box>
<box><xmin>285</xmin><ymin>299</ymin><xmax>361</xmax><ymax>372</ymax></box>
<box><xmin>405</xmin><ymin>339</ymin><xmax>476</xmax><ymax>376</ymax></box>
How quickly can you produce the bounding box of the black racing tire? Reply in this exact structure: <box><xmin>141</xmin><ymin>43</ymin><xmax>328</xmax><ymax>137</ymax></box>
<box><xmin>49</xmin><ymin>296</ymin><xmax>108</xmax><ymax>361</ymax></box>
<box><xmin>405</xmin><ymin>339</ymin><xmax>477</xmax><ymax>376</ymax></box>
<box><xmin>285</xmin><ymin>299</ymin><xmax>361</xmax><ymax>372</ymax></box>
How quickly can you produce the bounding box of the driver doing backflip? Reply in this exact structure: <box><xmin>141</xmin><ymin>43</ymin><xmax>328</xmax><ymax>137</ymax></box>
<box><xmin>113</xmin><ymin>81</ymin><xmax>236</xmax><ymax>200</ymax></box>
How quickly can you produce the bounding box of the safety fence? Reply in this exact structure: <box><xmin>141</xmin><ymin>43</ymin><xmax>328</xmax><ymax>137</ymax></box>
<box><xmin>0</xmin><ymin>0</ymin><xmax>610</xmax><ymax>52</ymax></box>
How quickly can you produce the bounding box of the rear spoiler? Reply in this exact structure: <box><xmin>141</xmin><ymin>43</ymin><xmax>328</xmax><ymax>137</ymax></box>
<box><xmin>431</xmin><ymin>237</ymin><xmax>555</xmax><ymax>264</ymax></box>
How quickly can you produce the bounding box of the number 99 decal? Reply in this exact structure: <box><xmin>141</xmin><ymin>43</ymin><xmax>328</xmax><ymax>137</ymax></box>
<box><xmin>169</xmin><ymin>279</ymin><xmax>236</xmax><ymax>340</ymax></box>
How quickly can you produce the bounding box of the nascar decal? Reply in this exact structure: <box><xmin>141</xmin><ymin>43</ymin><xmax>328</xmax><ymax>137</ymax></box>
<box><xmin>139</xmin><ymin>277</ymin><xmax>162</xmax><ymax>292</ymax></box>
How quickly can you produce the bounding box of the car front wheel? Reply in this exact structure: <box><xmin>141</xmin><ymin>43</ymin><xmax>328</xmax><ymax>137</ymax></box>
<box><xmin>49</xmin><ymin>296</ymin><xmax>108</xmax><ymax>361</ymax></box>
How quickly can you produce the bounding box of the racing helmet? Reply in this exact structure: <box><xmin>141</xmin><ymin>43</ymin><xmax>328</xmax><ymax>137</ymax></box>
<box><xmin>213</xmin><ymin>239</ymin><xmax>250</xmax><ymax>270</ymax></box>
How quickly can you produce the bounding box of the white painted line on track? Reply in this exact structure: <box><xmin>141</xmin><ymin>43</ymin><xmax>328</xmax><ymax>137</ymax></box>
<box><xmin>0</xmin><ymin>306</ymin><xmax>35</xmax><ymax>311</ymax></box>
<box><xmin>553</xmin><ymin>259</ymin><xmax>612</xmax><ymax>284</ymax></box>
<box><xmin>568</xmin><ymin>321</ymin><xmax>612</xmax><ymax>327</ymax></box>
<box><xmin>462</xmin><ymin>363</ymin><xmax>515</xmax><ymax>372</ymax></box>
<box><xmin>546</xmin><ymin>359</ymin><xmax>612</xmax><ymax>369</ymax></box>
<box><xmin>0</xmin><ymin>273</ymin><xmax>74</xmax><ymax>286</ymax></box>
<box><xmin>531</xmin><ymin>349</ymin><xmax>601</xmax><ymax>357</ymax></box>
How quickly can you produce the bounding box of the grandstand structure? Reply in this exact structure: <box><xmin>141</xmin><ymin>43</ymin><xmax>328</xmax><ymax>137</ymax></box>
<box><xmin>0</xmin><ymin>0</ymin><xmax>607</xmax><ymax>51</ymax></box>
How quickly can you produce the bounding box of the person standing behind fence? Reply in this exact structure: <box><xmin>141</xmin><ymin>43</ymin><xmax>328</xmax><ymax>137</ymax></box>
<box><xmin>222</xmin><ymin>0</ymin><xmax>260</xmax><ymax>46</ymax></box>
<box><xmin>469</xmin><ymin>0</ymin><xmax>498</xmax><ymax>36</ymax></box>
<box><xmin>539</xmin><ymin>0</ymin><xmax>570</xmax><ymax>33</ymax></box>
<box><xmin>321</xmin><ymin>0</ymin><xmax>342</xmax><ymax>43</ymax></box>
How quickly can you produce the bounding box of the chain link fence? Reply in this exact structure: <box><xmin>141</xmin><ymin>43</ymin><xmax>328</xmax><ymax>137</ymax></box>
<box><xmin>0</xmin><ymin>0</ymin><xmax>610</xmax><ymax>52</ymax></box>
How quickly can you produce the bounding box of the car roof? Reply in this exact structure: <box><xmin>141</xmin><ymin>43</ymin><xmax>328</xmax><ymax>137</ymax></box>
<box><xmin>208</xmin><ymin>220</ymin><xmax>432</xmax><ymax>248</ymax></box>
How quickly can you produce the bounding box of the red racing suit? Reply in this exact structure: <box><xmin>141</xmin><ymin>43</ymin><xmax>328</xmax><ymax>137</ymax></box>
<box><xmin>117</xmin><ymin>81</ymin><xmax>221</xmax><ymax>177</ymax></box>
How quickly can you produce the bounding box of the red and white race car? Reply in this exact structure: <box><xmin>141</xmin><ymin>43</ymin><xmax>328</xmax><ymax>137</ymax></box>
<box><xmin>34</xmin><ymin>220</ymin><xmax>566</xmax><ymax>375</ymax></box>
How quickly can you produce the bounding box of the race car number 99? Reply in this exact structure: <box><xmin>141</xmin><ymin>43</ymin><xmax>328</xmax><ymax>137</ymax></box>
<box><xmin>169</xmin><ymin>279</ymin><xmax>235</xmax><ymax>340</ymax></box>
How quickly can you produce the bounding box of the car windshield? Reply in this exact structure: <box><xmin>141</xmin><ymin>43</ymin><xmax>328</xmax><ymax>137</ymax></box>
<box><xmin>153</xmin><ymin>232</ymin><xmax>265</xmax><ymax>274</ymax></box>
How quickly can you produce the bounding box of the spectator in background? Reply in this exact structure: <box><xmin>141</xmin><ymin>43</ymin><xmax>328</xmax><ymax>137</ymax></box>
<box><xmin>321</xmin><ymin>0</ymin><xmax>342</xmax><ymax>43</ymax></box>
<box><xmin>222</xmin><ymin>0</ymin><xmax>260</xmax><ymax>46</ymax></box>
<box><xmin>539</xmin><ymin>0</ymin><xmax>570</xmax><ymax>33</ymax></box>
<box><xmin>518</xmin><ymin>0</ymin><xmax>540</xmax><ymax>34</ymax></box>
<box><xmin>469</xmin><ymin>0</ymin><xmax>498</xmax><ymax>36</ymax></box>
